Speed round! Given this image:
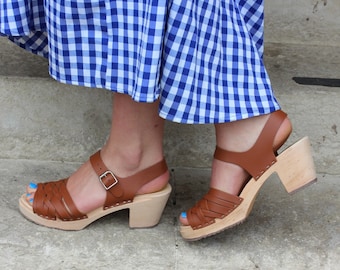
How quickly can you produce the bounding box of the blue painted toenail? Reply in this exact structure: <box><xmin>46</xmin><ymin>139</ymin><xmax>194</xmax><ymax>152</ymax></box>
<box><xmin>29</xmin><ymin>182</ymin><xmax>37</xmax><ymax>189</ymax></box>
<box><xmin>29</xmin><ymin>198</ymin><xmax>34</xmax><ymax>204</ymax></box>
<box><xmin>26</xmin><ymin>193</ymin><xmax>30</xmax><ymax>197</ymax></box>
<box><xmin>181</xmin><ymin>212</ymin><xmax>187</xmax><ymax>218</ymax></box>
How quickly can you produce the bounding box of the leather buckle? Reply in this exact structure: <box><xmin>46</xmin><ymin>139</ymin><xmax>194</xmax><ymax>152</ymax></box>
<box><xmin>99</xmin><ymin>171</ymin><xmax>118</xmax><ymax>190</ymax></box>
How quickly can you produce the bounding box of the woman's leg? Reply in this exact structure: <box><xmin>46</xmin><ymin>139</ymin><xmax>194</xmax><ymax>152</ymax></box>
<box><xmin>180</xmin><ymin>112</ymin><xmax>292</xmax><ymax>225</ymax></box>
<box><xmin>26</xmin><ymin>93</ymin><xmax>169</xmax><ymax>214</ymax></box>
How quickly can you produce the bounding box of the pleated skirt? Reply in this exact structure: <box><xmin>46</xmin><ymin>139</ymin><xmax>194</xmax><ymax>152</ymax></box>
<box><xmin>0</xmin><ymin>0</ymin><xmax>280</xmax><ymax>123</ymax></box>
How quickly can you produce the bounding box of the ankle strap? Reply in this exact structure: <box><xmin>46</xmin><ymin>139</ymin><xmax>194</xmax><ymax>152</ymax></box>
<box><xmin>214</xmin><ymin>110</ymin><xmax>288</xmax><ymax>180</ymax></box>
<box><xmin>90</xmin><ymin>151</ymin><xmax>168</xmax><ymax>208</ymax></box>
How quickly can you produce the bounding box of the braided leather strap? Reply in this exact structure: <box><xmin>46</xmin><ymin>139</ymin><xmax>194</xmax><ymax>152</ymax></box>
<box><xmin>187</xmin><ymin>188</ymin><xmax>243</xmax><ymax>230</ymax></box>
<box><xmin>33</xmin><ymin>179</ymin><xmax>87</xmax><ymax>221</ymax></box>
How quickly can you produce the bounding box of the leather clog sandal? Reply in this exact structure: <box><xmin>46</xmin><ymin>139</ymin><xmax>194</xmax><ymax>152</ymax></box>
<box><xmin>19</xmin><ymin>151</ymin><xmax>172</xmax><ymax>230</ymax></box>
<box><xmin>180</xmin><ymin>110</ymin><xmax>317</xmax><ymax>241</ymax></box>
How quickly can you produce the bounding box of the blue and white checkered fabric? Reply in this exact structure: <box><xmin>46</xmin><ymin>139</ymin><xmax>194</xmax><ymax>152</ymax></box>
<box><xmin>1</xmin><ymin>0</ymin><xmax>280</xmax><ymax>124</ymax></box>
<box><xmin>0</xmin><ymin>0</ymin><xmax>48</xmax><ymax>57</ymax></box>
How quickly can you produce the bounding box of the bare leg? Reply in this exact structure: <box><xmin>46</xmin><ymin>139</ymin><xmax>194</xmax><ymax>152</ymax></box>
<box><xmin>180</xmin><ymin>112</ymin><xmax>292</xmax><ymax>225</ymax></box>
<box><xmin>26</xmin><ymin>93</ymin><xmax>169</xmax><ymax>214</ymax></box>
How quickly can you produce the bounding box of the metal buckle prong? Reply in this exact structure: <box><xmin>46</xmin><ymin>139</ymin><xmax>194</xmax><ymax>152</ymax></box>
<box><xmin>99</xmin><ymin>171</ymin><xmax>118</xmax><ymax>190</ymax></box>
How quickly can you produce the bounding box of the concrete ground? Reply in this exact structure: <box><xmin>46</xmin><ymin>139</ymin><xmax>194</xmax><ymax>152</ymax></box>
<box><xmin>0</xmin><ymin>160</ymin><xmax>338</xmax><ymax>269</ymax></box>
<box><xmin>0</xmin><ymin>1</ymin><xmax>339</xmax><ymax>268</ymax></box>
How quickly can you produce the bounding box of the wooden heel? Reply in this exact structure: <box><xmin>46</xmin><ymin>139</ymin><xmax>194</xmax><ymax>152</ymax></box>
<box><xmin>128</xmin><ymin>184</ymin><xmax>172</xmax><ymax>228</ymax></box>
<box><xmin>276</xmin><ymin>137</ymin><xmax>317</xmax><ymax>194</ymax></box>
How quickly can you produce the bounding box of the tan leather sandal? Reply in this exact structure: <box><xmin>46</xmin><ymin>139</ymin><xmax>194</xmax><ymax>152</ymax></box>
<box><xmin>180</xmin><ymin>110</ymin><xmax>317</xmax><ymax>241</ymax></box>
<box><xmin>19</xmin><ymin>151</ymin><xmax>172</xmax><ymax>230</ymax></box>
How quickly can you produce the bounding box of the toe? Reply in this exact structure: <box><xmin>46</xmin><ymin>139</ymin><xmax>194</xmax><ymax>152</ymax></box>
<box><xmin>26</xmin><ymin>193</ymin><xmax>34</xmax><ymax>204</ymax></box>
<box><xmin>26</xmin><ymin>182</ymin><xmax>37</xmax><ymax>193</ymax></box>
<box><xmin>179</xmin><ymin>212</ymin><xmax>189</xmax><ymax>226</ymax></box>
<box><xmin>25</xmin><ymin>182</ymin><xmax>37</xmax><ymax>205</ymax></box>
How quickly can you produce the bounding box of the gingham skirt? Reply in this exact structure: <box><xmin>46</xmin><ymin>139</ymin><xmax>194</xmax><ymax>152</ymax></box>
<box><xmin>0</xmin><ymin>0</ymin><xmax>280</xmax><ymax>123</ymax></box>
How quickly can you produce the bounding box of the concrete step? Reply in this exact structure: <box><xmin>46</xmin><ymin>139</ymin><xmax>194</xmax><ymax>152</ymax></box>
<box><xmin>264</xmin><ymin>0</ymin><xmax>340</xmax><ymax>47</ymax></box>
<box><xmin>1</xmin><ymin>38</ymin><xmax>340</xmax><ymax>175</ymax></box>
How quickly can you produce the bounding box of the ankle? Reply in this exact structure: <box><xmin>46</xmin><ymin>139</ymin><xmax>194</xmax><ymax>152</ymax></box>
<box><xmin>215</xmin><ymin>114</ymin><xmax>269</xmax><ymax>152</ymax></box>
<box><xmin>215</xmin><ymin>111</ymin><xmax>292</xmax><ymax>153</ymax></box>
<box><xmin>100</xmin><ymin>146</ymin><xmax>140</xmax><ymax>174</ymax></box>
<box><xmin>100</xmin><ymin>144</ymin><xmax>164</xmax><ymax>178</ymax></box>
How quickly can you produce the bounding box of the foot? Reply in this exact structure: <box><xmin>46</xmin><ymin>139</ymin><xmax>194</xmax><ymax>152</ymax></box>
<box><xmin>25</xmin><ymin>147</ymin><xmax>169</xmax><ymax>214</ymax></box>
<box><xmin>180</xmin><ymin>111</ymin><xmax>292</xmax><ymax>225</ymax></box>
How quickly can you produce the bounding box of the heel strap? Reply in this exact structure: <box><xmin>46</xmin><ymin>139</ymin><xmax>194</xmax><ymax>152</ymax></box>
<box><xmin>90</xmin><ymin>151</ymin><xmax>168</xmax><ymax>209</ymax></box>
<box><xmin>214</xmin><ymin>110</ymin><xmax>288</xmax><ymax>180</ymax></box>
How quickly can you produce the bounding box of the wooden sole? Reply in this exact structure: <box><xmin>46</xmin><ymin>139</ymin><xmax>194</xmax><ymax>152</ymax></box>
<box><xmin>19</xmin><ymin>183</ymin><xmax>172</xmax><ymax>230</ymax></box>
<box><xmin>180</xmin><ymin>137</ymin><xmax>317</xmax><ymax>241</ymax></box>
